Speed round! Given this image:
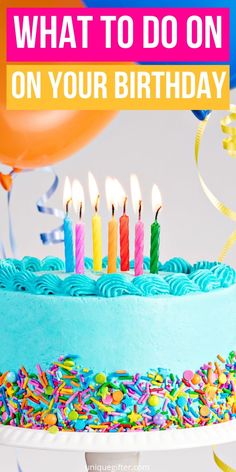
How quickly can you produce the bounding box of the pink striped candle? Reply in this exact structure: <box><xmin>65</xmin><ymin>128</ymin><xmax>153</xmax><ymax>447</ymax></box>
<box><xmin>135</xmin><ymin>203</ymin><xmax>144</xmax><ymax>276</ymax></box>
<box><xmin>75</xmin><ymin>220</ymin><xmax>85</xmax><ymax>274</ymax></box>
<box><xmin>130</xmin><ymin>175</ymin><xmax>144</xmax><ymax>276</ymax></box>
<box><xmin>72</xmin><ymin>179</ymin><xmax>85</xmax><ymax>275</ymax></box>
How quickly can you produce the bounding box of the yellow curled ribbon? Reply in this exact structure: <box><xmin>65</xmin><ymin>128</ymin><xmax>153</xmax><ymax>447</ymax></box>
<box><xmin>213</xmin><ymin>449</ymin><xmax>236</xmax><ymax>472</ymax></box>
<box><xmin>195</xmin><ymin>105</ymin><xmax>236</xmax><ymax>262</ymax></box>
<box><xmin>221</xmin><ymin>105</ymin><xmax>236</xmax><ymax>158</ymax></box>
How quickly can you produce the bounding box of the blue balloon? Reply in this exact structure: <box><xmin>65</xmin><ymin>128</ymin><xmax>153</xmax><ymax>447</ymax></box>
<box><xmin>192</xmin><ymin>110</ymin><xmax>211</xmax><ymax>120</ymax></box>
<box><xmin>85</xmin><ymin>0</ymin><xmax>235</xmax><ymax>119</ymax></box>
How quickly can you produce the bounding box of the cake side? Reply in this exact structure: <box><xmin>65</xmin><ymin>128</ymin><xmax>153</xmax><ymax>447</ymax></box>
<box><xmin>0</xmin><ymin>268</ymin><xmax>235</xmax><ymax>374</ymax></box>
<box><xmin>0</xmin><ymin>256</ymin><xmax>235</xmax><ymax>433</ymax></box>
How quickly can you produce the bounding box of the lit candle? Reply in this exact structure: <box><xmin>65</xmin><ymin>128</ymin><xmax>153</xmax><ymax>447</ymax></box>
<box><xmin>131</xmin><ymin>175</ymin><xmax>144</xmax><ymax>276</ymax></box>
<box><xmin>63</xmin><ymin>177</ymin><xmax>75</xmax><ymax>273</ymax></box>
<box><xmin>116</xmin><ymin>180</ymin><xmax>129</xmax><ymax>271</ymax></box>
<box><xmin>88</xmin><ymin>172</ymin><xmax>102</xmax><ymax>272</ymax></box>
<box><xmin>72</xmin><ymin>180</ymin><xmax>85</xmax><ymax>275</ymax></box>
<box><xmin>106</xmin><ymin>177</ymin><xmax>118</xmax><ymax>274</ymax></box>
<box><xmin>150</xmin><ymin>184</ymin><xmax>162</xmax><ymax>274</ymax></box>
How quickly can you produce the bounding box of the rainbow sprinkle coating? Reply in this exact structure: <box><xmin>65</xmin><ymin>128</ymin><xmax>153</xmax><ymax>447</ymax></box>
<box><xmin>1</xmin><ymin>352</ymin><xmax>236</xmax><ymax>433</ymax></box>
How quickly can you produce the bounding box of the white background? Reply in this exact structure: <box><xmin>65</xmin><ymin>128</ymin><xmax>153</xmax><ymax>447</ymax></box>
<box><xmin>1</xmin><ymin>93</ymin><xmax>236</xmax><ymax>470</ymax></box>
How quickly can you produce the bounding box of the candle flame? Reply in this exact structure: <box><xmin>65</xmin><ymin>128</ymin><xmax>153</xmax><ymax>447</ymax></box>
<box><xmin>130</xmin><ymin>174</ymin><xmax>142</xmax><ymax>214</ymax></box>
<box><xmin>105</xmin><ymin>177</ymin><xmax>119</xmax><ymax>213</ymax></box>
<box><xmin>72</xmin><ymin>179</ymin><xmax>85</xmax><ymax>216</ymax></box>
<box><xmin>152</xmin><ymin>184</ymin><xmax>162</xmax><ymax>215</ymax></box>
<box><xmin>63</xmin><ymin>176</ymin><xmax>72</xmax><ymax>212</ymax></box>
<box><xmin>114</xmin><ymin>179</ymin><xmax>126</xmax><ymax>207</ymax></box>
<box><xmin>88</xmin><ymin>172</ymin><xmax>100</xmax><ymax>212</ymax></box>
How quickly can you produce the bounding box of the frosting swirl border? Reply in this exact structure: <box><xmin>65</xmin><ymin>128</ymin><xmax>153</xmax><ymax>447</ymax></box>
<box><xmin>0</xmin><ymin>256</ymin><xmax>235</xmax><ymax>299</ymax></box>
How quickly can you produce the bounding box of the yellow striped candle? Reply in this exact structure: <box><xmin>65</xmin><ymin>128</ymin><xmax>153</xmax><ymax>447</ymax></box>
<box><xmin>92</xmin><ymin>211</ymin><xmax>102</xmax><ymax>271</ymax></box>
<box><xmin>88</xmin><ymin>172</ymin><xmax>102</xmax><ymax>272</ymax></box>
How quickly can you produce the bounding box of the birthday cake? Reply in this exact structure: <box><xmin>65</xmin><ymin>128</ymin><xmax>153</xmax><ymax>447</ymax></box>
<box><xmin>0</xmin><ymin>255</ymin><xmax>236</xmax><ymax>433</ymax></box>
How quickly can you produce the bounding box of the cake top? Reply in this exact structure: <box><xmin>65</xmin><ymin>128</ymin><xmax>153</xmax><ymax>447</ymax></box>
<box><xmin>0</xmin><ymin>256</ymin><xmax>235</xmax><ymax>298</ymax></box>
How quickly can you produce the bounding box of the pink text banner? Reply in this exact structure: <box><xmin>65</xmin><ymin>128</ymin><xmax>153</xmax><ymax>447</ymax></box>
<box><xmin>7</xmin><ymin>8</ymin><xmax>229</xmax><ymax>63</ymax></box>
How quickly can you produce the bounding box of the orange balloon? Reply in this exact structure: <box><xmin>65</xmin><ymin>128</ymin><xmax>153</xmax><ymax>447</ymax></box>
<box><xmin>0</xmin><ymin>1</ymin><xmax>116</xmax><ymax>169</ymax></box>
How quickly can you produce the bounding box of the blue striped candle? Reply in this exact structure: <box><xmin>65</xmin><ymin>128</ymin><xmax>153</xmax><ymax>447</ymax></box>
<box><xmin>64</xmin><ymin>214</ymin><xmax>75</xmax><ymax>273</ymax></box>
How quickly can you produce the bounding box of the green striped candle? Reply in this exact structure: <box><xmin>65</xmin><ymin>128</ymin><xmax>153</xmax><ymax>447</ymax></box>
<box><xmin>150</xmin><ymin>184</ymin><xmax>162</xmax><ymax>274</ymax></box>
<box><xmin>150</xmin><ymin>219</ymin><xmax>160</xmax><ymax>274</ymax></box>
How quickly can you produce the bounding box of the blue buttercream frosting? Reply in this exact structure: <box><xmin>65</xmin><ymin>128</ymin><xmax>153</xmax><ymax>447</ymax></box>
<box><xmin>12</xmin><ymin>271</ymin><xmax>37</xmax><ymax>292</ymax></box>
<box><xmin>0</xmin><ymin>256</ymin><xmax>235</xmax><ymax>298</ymax></box>
<box><xmin>210</xmin><ymin>264</ymin><xmax>236</xmax><ymax>287</ymax></box>
<box><xmin>41</xmin><ymin>256</ymin><xmax>65</xmax><ymax>271</ymax></box>
<box><xmin>84</xmin><ymin>257</ymin><xmax>93</xmax><ymax>270</ymax></box>
<box><xmin>96</xmin><ymin>274</ymin><xmax>141</xmax><ymax>297</ymax></box>
<box><xmin>191</xmin><ymin>260</ymin><xmax>219</xmax><ymax>271</ymax></box>
<box><xmin>0</xmin><ymin>264</ymin><xmax>18</xmax><ymax>289</ymax></box>
<box><xmin>164</xmin><ymin>274</ymin><xmax>199</xmax><ymax>296</ymax></box>
<box><xmin>188</xmin><ymin>269</ymin><xmax>221</xmax><ymax>292</ymax></box>
<box><xmin>33</xmin><ymin>274</ymin><xmax>62</xmax><ymax>296</ymax></box>
<box><xmin>161</xmin><ymin>257</ymin><xmax>192</xmax><ymax>274</ymax></box>
<box><xmin>132</xmin><ymin>275</ymin><xmax>169</xmax><ymax>296</ymax></box>
<box><xmin>62</xmin><ymin>275</ymin><xmax>97</xmax><ymax>297</ymax></box>
<box><xmin>22</xmin><ymin>256</ymin><xmax>42</xmax><ymax>272</ymax></box>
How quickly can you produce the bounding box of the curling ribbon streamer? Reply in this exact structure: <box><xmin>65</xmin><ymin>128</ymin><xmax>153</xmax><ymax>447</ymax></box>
<box><xmin>195</xmin><ymin>105</ymin><xmax>236</xmax><ymax>262</ymax></box>
<box><xmin>8</xmin><ymin>168</ymin><xmax>24</xmax><ymax>257</ymax></box>
<box><xmin>7</xmin><ymin>176</ymin><xmax>17</xmax><ymax>257</ymax></box>
<box><xmin>221</xmin><ymin>105</ymin><xmax>236</xmax><ymax>158</ymax></box>
<box><xmin>0</xmin><ymin>237</ymin><xmax>6</xmax><ymax>259</ymax></box>
<box><xmin>213</xmin><ymin>449</ymin><xmax>236</xmax><ymax>472</ymax></box>
<box><xmin>37</xmin><ymin>167</ymin><xmax>64</xmax><ymax>245</ymax></box>
<box><xmin>0</xmin><ymin>167</ymin><xmax>64</xmax><ymax>258</ymax></box>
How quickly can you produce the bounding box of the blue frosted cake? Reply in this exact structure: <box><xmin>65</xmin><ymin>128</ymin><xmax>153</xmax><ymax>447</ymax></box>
<box><xmin>0</xmin><ymin>255</ymin><xmax>235</xmax><ymax>433</ymax></box>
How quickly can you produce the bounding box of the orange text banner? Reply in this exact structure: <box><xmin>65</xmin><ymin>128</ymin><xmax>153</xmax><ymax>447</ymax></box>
<box><xmin>7</xmin><ymin>64</ymin><xmax>229</xmax><ymax>110</ymax></box>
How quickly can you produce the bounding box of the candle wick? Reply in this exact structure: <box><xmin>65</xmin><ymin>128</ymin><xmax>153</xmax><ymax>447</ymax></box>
<box><xmin>123</xmin><ymin>197</ymin><xmax>127</xmax><ymax>215</ymax></box>
<box><xmin>155</xmin><ymin>206</ymin><xmax>162</xmax><ymax>221</ymax></box>
<box><xmin>112</xmin><ymin>203</ymin><xmax>115</xmax><ymax>218</ymax></box>
<box><xmin>66</xmin><ymin>198</ymin><xmax>72</xmax><ymax>215</ymax></box>
<box><xmin>138</xmin><ymin>200</ymin><xmax>142</xmax><ymax>220</ymax></box>
<box><xmin>95</xmin><ymin>195</ymin><xmax>100</xmax><ymax>213</ymax></box>
<box><xmin>79</xmin><ymin>202</ymin><xmax>83</xmax><ymax>220</ymax></box>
